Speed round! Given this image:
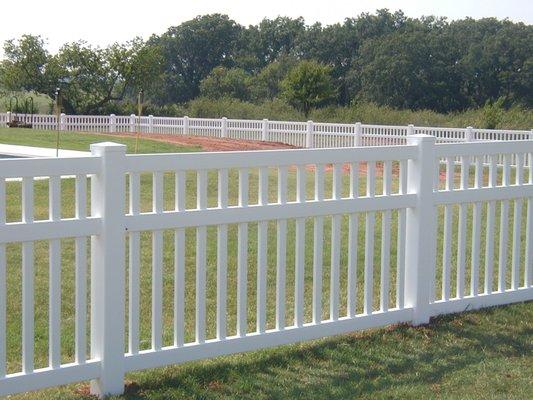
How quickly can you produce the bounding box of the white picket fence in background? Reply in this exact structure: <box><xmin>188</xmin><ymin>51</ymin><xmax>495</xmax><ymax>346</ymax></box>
<box><xmin>0</xmin><ymin>135</ymin><xmax>532</xmax><ymax>397</ymax></box>
<box><xmin>1</xmin><ymin>112</ymin><xmax>532</xmax><ymax>149</ymax></box>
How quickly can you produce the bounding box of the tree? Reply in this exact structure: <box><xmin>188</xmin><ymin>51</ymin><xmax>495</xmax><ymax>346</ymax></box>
<box><xmin>250</xmin><ymin>56</ymin><xmax>297</xmax><ymax>101</ymax></box>
<box><xmin>0</xmin><ymin>35</ymin><xmax>55</xmax><ymax>94</ymax></box>
<box><xmin>151</xmin><ymin>14</ymin><xmax>242</xmax><ymax>104</ymax></box>
<box><xmin>2</xmin><ymin>11</ymin><xmax>532</xmax><ymax>114</ymax></box>
<box><xmin>50</xmin><ymin>38</ymin><xmax>161</xmax><ymax>114</ymax></box>
<box><xmin>244</xmin><ymin>17</ymin><xmax>306</xmax><ymax>67</ymax></box>
<box><xmin>356</xmin><ymin>30</ymin><xmax>468</xmax><ymax>112</ymax></box>
<box><xmin>199</xmin><ymin>67</ymin><xmax>251</xmax><ymax>100</ymax></box>
<box><xmin>281</xmin><ymin>60</ymin><xmax>335</xmax><ymax>117</ymax></box>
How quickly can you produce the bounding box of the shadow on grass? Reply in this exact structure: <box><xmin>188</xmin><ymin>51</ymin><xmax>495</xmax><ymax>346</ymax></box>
<box><xmin>111</xmin><ymin>303</ymin><xmax>532</xmax><ymax>399</ymax></box>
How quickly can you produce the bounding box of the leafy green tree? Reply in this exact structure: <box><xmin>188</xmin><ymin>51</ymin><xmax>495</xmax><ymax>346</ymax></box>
<box><xmin>356</xmin><ymin>30</ymin><xmax>467</xmax><ymax>112</ymax></box>
<box><xmin>2</xmin><ymin>11</ymin><xmax>532</xmax><ymax>114</ymax></box>
<box><xmin>0</xmin><ymin>35</ymin><xmax>55</xmax><ymax>94</ymax></box>
<box><xmin>243</xmin><ymin>17</ymin><xmax>305</xmax><ymax>68</ymax></box>
<box><xmin>50</xmin><ymin>38</ymin><xmax>161</xmax><ymax>114</ymax></box>
<box><xmin>281</xmin><ymin>60</ymin><xmax>335</xmax><ymax>117</ymax></box>
<box><xmin>151</xmin><ymin>14</ymin><xmax>242</xmax><ymax>103</ymax></box>
<box><xmin>250</xmin><ymin>56</ymin><xmax>297</xmax><ymax>101</ymax></box>
<box><xmin>0</xmin><ymin>35</ymin><xmax>160</xmax><ymax>114</ymax></box>
<box><xmin>199</xmin><ymin>67</ymin><xmax>251</xmax><ymax>100</ymax></box>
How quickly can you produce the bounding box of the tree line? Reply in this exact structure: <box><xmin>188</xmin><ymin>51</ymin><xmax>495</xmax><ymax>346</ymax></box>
<box><xmin>1</xmin><ymin>9</ymin><xmax>531</xmax><ymax>116</ymax></box>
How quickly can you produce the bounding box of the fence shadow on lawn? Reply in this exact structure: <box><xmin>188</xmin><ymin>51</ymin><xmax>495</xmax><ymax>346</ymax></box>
<box><xmin>119</xmin><ymin>303</ymin><xmax>531</xmax><ymax>400</ymax></box>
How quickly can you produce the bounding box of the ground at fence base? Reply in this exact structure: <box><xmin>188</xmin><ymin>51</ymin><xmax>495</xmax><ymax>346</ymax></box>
<box><xmin>48</xmin><ymin>301</ymin><xmax>533</xmax><ymax>400</ymax></box>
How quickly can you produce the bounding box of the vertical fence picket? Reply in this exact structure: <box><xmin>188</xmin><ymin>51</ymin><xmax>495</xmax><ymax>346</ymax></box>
<box><xmin>347</xmin><ymin>162</ymin><xmax>359</xmax><ymax>317</ymax></box>
<box><xmin>48</xmin><ymin>175</ymin><xmax>62</xmax><ymax>368</ymax></box>
<box><xmin>128</xmin><ymin>173</ymin><xmax>140</xmax><ymax>355</ymax></box>
<box><xmin>442</xmin><ymin>157</ymin><xmax>454</xmax><ymax>300</ymax></box>
<box><xmin>456</xmin><ymin>154</ymin><xmax>470</xmax><ymax>298</ymax></box>
<box><xmin>511</xmin><ymin>154</ymin><xmax>524</xmax><ymax>290</ymax></box>
<box><xmin>485</xmin><ymin>156</ymin><xmax>497</xmax><ymax>294</ymax></box>
<box><xmin>22</xmin><ymin>177</ymin><xmax>34</xmax><ymax>373</ymax></box>
<box><xmin>471</xmin><ymin>157</ymin><xmax>483</xmax><ymax>296</ymax></box>
<box><xmin>396</xmin><ymin>160</ymin><xmax>407</xmax><ymax>309</ymax></box>
<box><xmin>152</xmin><ymin>171</ymin><xmax>164</xmax><ymax>350</ymax></box>
<box><xmin>75</xmin><ymin>175</ymin><xmax>87</xmax><ymax>363</ymax></box>
<box><xmin>380</xmin><ymin>161</ymin><xmax>392</xmax><ymax>311</ymax></box>
<box><xmin>364</xmin><ymin>162</ymin><xmax>376</xmax><ymax>315</ymax></box>
<box><xmin>312</xmin><ymin>165</ymin><xmax>324</xmax><ymax>324</ymax></box>
<box><xmin>257</xmin><ymin>167</ymin><xmax>268</xmax><ymax>333</ymax></box>
<box><xmin>276</xmin><ymin>166</ymin><xmax>288</xmax><ymax>330</ymax></box>
<box><xmin>196</xmin><ymin>170</ymin><xmax>208</xmax><ymax>343</ymax></box>
<box><xmin>174</xmin><ymin>171</ymin><xmax>186</xmax><ymax>346</ymax></box>
<box><xmin>330</xmin><ymin>163</ymin><xmax>342</xmax><ymax>320</ymax></box>
<box><xmin>237</xmin><ymin>168</ymin><xmax>249</xmax><ymax>336</ymax></box>
<box><xmin>498</xmin><ymin>155</ymin><xmax>511</xmax><ymax>292</ymax></box>
<box><xmin>294</xmin><ymin>166</ymin><xmax>306</xmax><ymax>327</ymax></box>
<box><xmin>217</xmin><ymin>169</ymin><xmax>229</xmax><ymax>340</ymax></box>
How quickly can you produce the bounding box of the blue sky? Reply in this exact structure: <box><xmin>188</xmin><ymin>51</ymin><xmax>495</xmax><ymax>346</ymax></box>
<box><xmin>1</xmin><ymin>0</ymin><xmax>532</xmax><ymax>54</ymax></box>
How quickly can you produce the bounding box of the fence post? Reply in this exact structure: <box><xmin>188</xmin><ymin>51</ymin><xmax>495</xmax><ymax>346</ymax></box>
<box><xmin>221</xmin><ymin>117</ymin><xmax>228</xmax><ymax>138</ymax></box>
<box><xmin>407</xmin><ymin>124</ymin><xmax>415</xmax><ymax>136</ymax></box>
<box><xmin>109</xmin><ymin>114</ymin><xmax>116</xmax><ymax>133</ymax></box>
<box><xmin>6</xmin><ymin>111</ymin><xmax>11</xmax><ymax>124</ymax></box>
<box><xmin>404</xmin><ymin>134</ymin><xmax>437</xmax><ymax>325</ymax></box>
<box><xmin>184</xmin><ymin>116</ymin><xmax>190</xmax><ymax>135</ymax></box>
<box><xmin>306</xmin><ymin>120</ymin><xmax>314</xmax><ymax>148</ymax></box>
<box><xmin>60</xmin><ymin>113</ymin><xmax>66</xmax><ymax>131</ymax></box>
<box><xmin>465</xmin><ymin>126</ymin><xmax>474</xmax><ymax>142</ymax></box>
<box><xmin>129</xmin><ymin>114</ymin><xmax>136</xmax><ymax>133</ymax></box>
<box><xmin>354</xmin><ymin>122</ymin><xmax>362</xmax><ymax>147</ymax></box>
<box><xmin>89</xmin><ymin>142</ymin><xmax>127</xmax><ymax>397</ymax></box>
<box><xmin>149</xmin><ymin>115</ymin><xmax>154</xmax><ymax>134</ymax></box>
<box><xmin>262</xmin><ymin>119</ymin><xmax>269</xmax><ymax>142</ymax></box>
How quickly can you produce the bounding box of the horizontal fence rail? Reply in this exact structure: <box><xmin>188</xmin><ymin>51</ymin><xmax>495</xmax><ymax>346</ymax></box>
<box><xmin>0</xmin><ymin>137</ymin><xmax>532</xmax><ymax>397</ymax></box>
<box><xmin>1</xmin><ymin>112</ymin><xmax>532</xmax><ymax>150</ymax></box>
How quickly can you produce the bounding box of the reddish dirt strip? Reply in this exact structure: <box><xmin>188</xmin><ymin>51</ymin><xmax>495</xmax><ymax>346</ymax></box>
<box><xmin>100</xmin><ymin>132</ymin><xmax>298</xmax><ymax>152</ymax></box>
<box><xmin>89</xmin><ymin>131</ymin><xmax>453</xmax><ymax>181</ymax></box>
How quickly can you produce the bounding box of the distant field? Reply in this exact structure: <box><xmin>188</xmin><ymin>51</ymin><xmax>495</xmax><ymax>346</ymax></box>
<box><xmin>0</xmin><ymin>127</ymin><xmax>200</xmax><ymax>153</ymax></box>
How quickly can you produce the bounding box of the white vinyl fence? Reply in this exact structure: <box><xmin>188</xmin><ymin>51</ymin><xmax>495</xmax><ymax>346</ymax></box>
<box><xmin>0</xmin><ymin>136</ymin><xmax>532</xmax><ymax>397</ymax></box>
<box><xmin>1</xmin><ymin>112</ymin><xmax>532</xmax><ymax>148</ymax></box>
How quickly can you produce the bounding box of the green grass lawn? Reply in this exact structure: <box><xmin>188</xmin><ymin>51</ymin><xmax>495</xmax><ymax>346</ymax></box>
<box><xmin>1</xmin><ymin>128</ymin><xmax>532</xmax><ymax>399</ymax></box>
<box><xmin>0</xmin><ymin>127</ymin><xmax>200</xmax><ymax>153</ymax></box>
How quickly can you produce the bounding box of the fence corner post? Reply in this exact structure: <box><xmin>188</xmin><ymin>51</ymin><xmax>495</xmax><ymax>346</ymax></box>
<box><xmin>306</xmin><ymin>120</ymin><xmax>314</xmax><ymax>148</ymax></box>
<box><xmin>109</xmin><ymin>114</ymin><xmax>116</xmax><ymax>133</ymax></box>
<box><xmin>6</xmin><ymin>111</ymin><xmax>11</xmax><ymax>123</ymax></box>
<box><xmin>89</xmin><ymin>142</ymin><xmax>127</xmax><ymax>397</ymax></box>
<box><xmin>466</xmin><ymin>126</ymin><xmax>474</xmax><ymax>142</ymax></box>
<box><xmin>60</xmin><ymin>113</ymin><xmax>66</xmax><ymax>131</ymax></box>
<box><xmin>148</xmin><ymin>115</ymin><xmax>154</xmax><ymax>134</ymax></box>
<box><xmin>129</xmin><ymin>114</ymin><xmax>136</xmax><ymax>134</ymax></box>
<box><xmin>355</xmin><ymin>122</ymin><xmax>362</xmax><ymax>147</ymax></box>
<box><xmin>221</xmin><ymin>117</ymin><xmax>228</xmax><ymax>138</ymax></box>
<box><xmin>407</xmin><ymin>124</ymin><xmax>415</xmax><ymax>136</ymax></box>
<box><xmin>404</xmin><ymin>134</ymin><xmax>437</xmax><ymax>326</ymax></box>
<box><xmin>262</xmin><ymin>118</ymin><xmax>269</xmax><ymax>142</ymax></box>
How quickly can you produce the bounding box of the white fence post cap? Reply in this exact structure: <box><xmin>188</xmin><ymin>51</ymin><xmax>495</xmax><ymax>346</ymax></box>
<box><xmin>90</xmin><ymin>142</ymin><xmax>127</xmax><ymax>154</ymax></box>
